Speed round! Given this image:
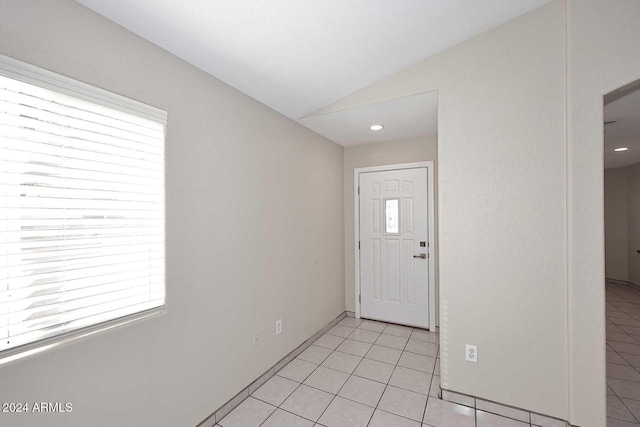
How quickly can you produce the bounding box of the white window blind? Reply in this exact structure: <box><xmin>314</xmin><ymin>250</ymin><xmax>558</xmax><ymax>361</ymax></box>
<box><xmin>0</xmin><ymin>56</ymin><xmax>166</xmax><ymax>354</ymax></box>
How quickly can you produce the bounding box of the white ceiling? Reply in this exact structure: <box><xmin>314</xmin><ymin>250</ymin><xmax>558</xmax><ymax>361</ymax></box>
<box><xmin>300</xmin><ymin>92</ymin><xmax>438</xmax><ymax>147</ymax></box>
<box><xmin>75</xmin><ymin>0</ymin><xmax>551</xmax><ymax>146</ymax></box>
<box><xmin>605</xmin><ymin>83</ymin><xmax>640</xmax><ymax>169</ymax></box>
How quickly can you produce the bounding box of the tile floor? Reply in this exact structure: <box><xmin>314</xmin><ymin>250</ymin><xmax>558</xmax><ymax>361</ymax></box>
<box><xmin>606</xmin><ymin>281</ymin><xmax>640</xmax><ymax>426</ymax></box>
<box><xmin>217</xmin><ymin>317</ymin><xmax>547</xmax><ymax>427</ymax></box>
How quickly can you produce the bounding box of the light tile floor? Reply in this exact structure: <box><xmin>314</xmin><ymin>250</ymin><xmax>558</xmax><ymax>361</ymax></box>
<box><xmin>217</xmin><ymin>317</ymin><xmax>547</xmax><ymax>427</ymax></box>
<box><xmin>606</xmin><ymin>281</ymin><xmax>640</xmax><ymax>426</ymax></box>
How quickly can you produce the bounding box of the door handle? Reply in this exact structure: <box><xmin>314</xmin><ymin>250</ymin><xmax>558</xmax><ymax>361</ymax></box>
<box><xmin>413</xmin><ymin>254</ymin><xmax>427</xmax><ymax>259</ymax></box>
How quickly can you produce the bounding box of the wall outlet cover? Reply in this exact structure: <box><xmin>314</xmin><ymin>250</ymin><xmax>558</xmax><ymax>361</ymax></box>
<box><xmin>465</xmin><ymin>344</ymin><xmax>478</xmax><ymax>363</ymax></box>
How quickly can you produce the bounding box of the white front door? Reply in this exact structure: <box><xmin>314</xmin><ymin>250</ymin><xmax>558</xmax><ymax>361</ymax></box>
<box><xmin>359</xmin><ymin>167</ymin><xmax>429</xmax><ymax>328</ymax></box>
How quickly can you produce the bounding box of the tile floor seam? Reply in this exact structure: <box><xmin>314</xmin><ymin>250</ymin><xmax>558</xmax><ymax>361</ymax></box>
<box><xmin>278</xmin><ymin>384</ymin><xmax>331</xmax><ymax>424</ymax></box>
<box><xmin>284</xmin><ymin>358</ymin><xmax>323</xmax><ymax>383</ymax></box>
<box><xmin>314</xmin><ymin>368</ymin><xmax>350</xmax><ymax>426</ymax></box>
<box><xmin>377</xmin><ymin>406</ymin><xmax>429</xmax><ymax>425</ymax></box>
<box><xmin>476</xmin><ymin>404</ymin><xmax>533</xmax><ymax>425</ymax></box>
<box><xmin>388</xmin><ymin>368</ymin><xmax>432</xmax><ymax>396</ymax></box>
<box><xmin>362</xmin><ymin>349</ymin><xmax>398</xmax><ymax>427</ymax></box>
<box><xmin>388</xmin><ymin>323</ymin><xmax>426</xmax><ymax>423</ymax></box>
<box><xmin>222</xmin><ymin>314</ymin><xmax>563</xmax><ymax>427</ymax></box>
<box><xmin>299</xmin><ymin>373</ymin><xmax>341</xmax><ymax>395</ymax></box>
<box><xmin>373</xmin><ymin>383</ymin><xmax>389</xmax><ymax>410</ymax></box>
<box><xmin>613</xmin><ymin>398</ymin><xmax>640</xmax><ymax>424</ymax></box>
<box><xmin>273</xmin><ymin>405</ymin><xmax>318</xmax><ymax>425</ymax></box>
<box><xmin>333</xmin><ymin>389</ymin><xmax>384</xmax><ymax>410</ymax></box>
<box><xmin>213</xmin><ymin>313</ymin><xmax>350</xmax><ymax>425</ymax></box>
<box><xmin>378</xmin><ymin>328</ymin><xmax>430</xmax><ymax>425</ymax></box>
<box><xmin>351</xmin><ymin>372</ymin><xmax>388</xmax><ymax>386</ymax></box>
<box><xmin>383</xmin><ymin>341</ymin><xmax>405</xmax><ymax>390</ymax></box>
<box><xmin>607</xmin><ymin>282</ymin><xmax>640</xmax><ymax>426</ymax></box>
<box><xmin>251</xmin><ymin>379</ymin><xmax>304</xmax><ymax>418</ymax></box>
<box><xmin>474</xmin><ymin>402</ymin><xmax>478</xmax><ymax>427</ymax></box>
<box><xmin>347</xmin><ymin>346</ymin><xmax>368</xmax><ymax>376</ymax></box>
<box><xmin>422</xmin><ymin>367</ymin><xmax>436</xmax><ymax>423</ymax></box>
<box><xmin>333</xmin><ymin>350</ymin><xmax>387</xmax><ymax>415</ymax></box>
<box><xmin>313</xmin><ymin>355</ymin><xmax>383</xmax><ymax>421</ymax></box>
<box><xmin>362</xmin><ymin>401</ymin><xmax>376</xmax><ymax>427</ymax></box>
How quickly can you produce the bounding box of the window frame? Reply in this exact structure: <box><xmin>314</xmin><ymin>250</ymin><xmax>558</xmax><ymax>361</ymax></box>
<box><xmin>0</xmin><ymin>54</ymin><xmax>167</xmax><ymax>363</ymax></box>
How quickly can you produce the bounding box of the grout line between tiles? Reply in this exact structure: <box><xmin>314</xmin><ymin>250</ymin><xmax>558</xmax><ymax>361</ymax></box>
<box><xmin>213</xmin><ymin>309</ymin><xmax>574</xmax><ymax>427</ymax></box>
<box><xmin>203</xmin><ymin>311</ymin><xmax>348</xmax><ymax>426</ymax></box>
<box><xmin>474</xmin><ymin>399</ymin><xmax>478</xmax><ymax>427</ymax></box>
<box><xmin>607</xmin><ymin>283</ymin><xmax>640</xmax><ymax>424</ymax></box>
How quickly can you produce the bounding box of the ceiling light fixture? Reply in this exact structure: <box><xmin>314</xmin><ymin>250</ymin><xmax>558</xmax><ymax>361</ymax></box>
<box><xmin>369</xmin><ymin>124</ymin><xmax>384</xmax><ymax>131</ymax></box>
<box><xmin>615</xmin><ymin>147</ymin><xmax>628</xmax><ymax>152</ymax></box>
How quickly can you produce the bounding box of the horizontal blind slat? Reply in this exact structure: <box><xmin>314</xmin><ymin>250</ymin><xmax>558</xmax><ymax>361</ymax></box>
<box><xmin>0</xmin><ymin>228</ymin><xmax>163</xmax><ymax>242</ymax></box>
<box><xmin>3</xmin><ymin>264</ymin><xmax>165</xmax><ymax>293</ymax></box>
<box><xmin>0</xmin><ymin>120</ymin><xmax>163</xmax><ymax>164</ymax></box>
<box><xmin>0</xmin><ymin>147</ymin><xmax>164</xmax><ymax>180</ymax></box>
<box><xmin>0</xmin><ymin>138</ymin><xmax>163</xmax><ymax>172</ymax></box>
<box><xmin>0</xmin><ymin>234</ymin><xmax>164</xmax><ymax>250</ymax></box>
<box><xmin>11</xmin><ymin>244</ymin><xmax>165</xmax><ymax>265</ymax></box>
<box><xmin>0</xmin><ymin>65</ymin><xmax>165</xmax><ymax>354</ymax></box>
<box><xmin>65</xmin><ymin>296</ymin><xmax>164</xmax><ymax>331</ymax></box>
<box><xmin>0</xmin><ymin>323</ymin><xmax>67</xmax><ymax>352</ymax></box>
<box><xmin>0</xmin><ymin>94</ymin><xmax>164</xmax><ymax>148</ymax></box>
<box><xmin>2</xmin><ymin>253</ymin><xmax>165</xmax><ymax>281</ymax></box>
<box><xmin>0</xmin><ymin>75</ymin><xmax>164</xmax><ymax>131</ymax></box>
<box><xmin>0</xmin><ymin>87</ymin><xmax>163</xmax><ymax>140</ymax></box>
<box><xmin>0</xmin><ymin>184</ymin><xmax>163</xmax><ymax>203</ymax></box>
<box><xmin>0</xmin><ymin>162</ymin><xmax>163</xmax><ymax>189</ymax></box>
<box><xmin>2</xmin><ymin>273</ymin><xmax>164</xmax><ymax>307</ymax></box>
<box><xmin>0</xmin><ymin>196</ymin><xmax>162</xmax><ymax>211</ymax></box>
<box><xmin>0</xmin><ymin>298</ymin><xmax>163</xmax><ymax>351</ymax></box>
<box><xmin>2</xmin><ymin>221</ymin><xmax>161</xmax><ymax>232</ymax></box>
<box><xmin>0</xmin><ymin>97</ymin><xmax>163</xmax><ymax>152</ymax></box>
<box><xmin>2</xmin><ymin>279</ymin><xmax>165</xmax><ymax>324</ymax></box>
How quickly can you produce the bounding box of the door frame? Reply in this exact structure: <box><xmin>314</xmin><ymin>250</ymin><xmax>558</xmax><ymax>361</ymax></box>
<box><xmin>354</xmin><ymin>161</ymin><xmax>436</xmax><ymax>330</ymax></box>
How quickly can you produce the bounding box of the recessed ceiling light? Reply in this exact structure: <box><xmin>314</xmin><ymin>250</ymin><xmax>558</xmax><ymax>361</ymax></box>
<box><xmin>369</xmin><ymin>124</ymin><xmax>384</xmax><ymax>131</ymax></box>
<box><xmin>615</xmin><ymin>147</ymin><xmax>628</xmax><ymax>152</ymax></box>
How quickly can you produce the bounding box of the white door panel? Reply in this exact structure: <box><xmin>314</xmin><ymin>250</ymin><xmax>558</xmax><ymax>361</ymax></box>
<box><xmin>359</xmin><ymin>167</ymin><xmax>429</xmax><ymax>328</ymax></box>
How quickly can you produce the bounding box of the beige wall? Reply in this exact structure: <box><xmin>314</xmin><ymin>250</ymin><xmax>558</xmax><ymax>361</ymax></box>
<box><xmin>627</xmin><ymin>164</ymin><xmax>640</xmax><ymax>285</ymax></box>
<box><xmin>315</xmin><ymin>1</ymin><xmax>569</xmax><ymax>420</ymax></box>
<box><xmin>605</xmin><ymin>167</ymin><xmax>629</xmax><ymax>281</ymax></box>
<box><xmin>343</xmin><ymin>135</ymin><xmax>437</xmax><ymax>313</ymax></box>
<box><xmin>0</xmin><ymin>2</ymin><xmax>344</xmax><ymax>427</ymax></box>
<box><xmin>604</xmin><ymin>164</ymin><xmax>640</xmax><ymax>285</ymax></box>
<box><xmin>316</xmin><ymin>1</ymin><xmax>640</xmax><ymax>423</ymax></box>
<box><xmin>567</xmin><ymin>1</ymin><xmax>640</xmax><ymax>424</ymax></box>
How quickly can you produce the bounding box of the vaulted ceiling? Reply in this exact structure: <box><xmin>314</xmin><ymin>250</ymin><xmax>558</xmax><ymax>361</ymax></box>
<box><xmin>75</xmin><ymin>0</ymin><xmax>552</xmax><ymax>146</ymax></box>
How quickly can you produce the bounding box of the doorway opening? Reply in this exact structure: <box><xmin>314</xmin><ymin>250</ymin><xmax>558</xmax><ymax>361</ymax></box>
<box><xmin>354</xmin><ymin>161</ymin><xmax>436</xmax><ymax>330</ymax></box>
<box><xmin>603</xmin><ymin>79</ymin><xmax>640</xmax><ymax>424</ymax></box>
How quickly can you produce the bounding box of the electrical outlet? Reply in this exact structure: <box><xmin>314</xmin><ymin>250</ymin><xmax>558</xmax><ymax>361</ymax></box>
<box><xmin>275</xmin><ymin>319</ymin><xmax>283</xmax><ymax>335</ymax></box>
<box><xmin>465</xmin><ymin>344</ymin><xmax>478</xmax><ymax>363</ymax></box>
<box><xmin>253</xmin><ymin>332</ymin><xmax>261</xmax><ymax>348</ymax></box>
